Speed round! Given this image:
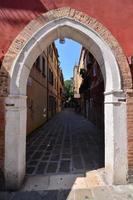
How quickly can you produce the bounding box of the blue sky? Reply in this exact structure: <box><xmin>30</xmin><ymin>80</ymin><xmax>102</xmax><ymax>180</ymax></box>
<box><xmin>55</xmin><ymin>39</ymin><xmax>81</xmax><ymax>80</ymax></box>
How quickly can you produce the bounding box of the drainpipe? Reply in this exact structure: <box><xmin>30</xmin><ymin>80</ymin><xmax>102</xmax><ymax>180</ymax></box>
<box><xmin>47</xmin><ymin>48</ymin><xmax>49</xmax><ymax>122</ymax></box>
<box><xmin>57</xmin><ymin>65</ymin><xmax>59</xmax><ymax>112</ymax></box>
<box><xmin>56</xmin><ymin>65</ymin><xmax>58</xmax><ymax>112</ymax></box>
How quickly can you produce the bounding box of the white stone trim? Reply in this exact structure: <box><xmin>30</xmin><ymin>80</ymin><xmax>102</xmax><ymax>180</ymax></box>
<box><xmin>9</xmin><ymin>18</ymin><xmax>121</xmax><ymax>95</ymax></box>
<box><xmin>104</xmin><ymin>90</ymin><xmax>128</xmax><ymax>184</ymax></box>
<box><xmin>5</xmin><ymin>95</ymin><xmax>27</xmax><ymax>189</ymax></box>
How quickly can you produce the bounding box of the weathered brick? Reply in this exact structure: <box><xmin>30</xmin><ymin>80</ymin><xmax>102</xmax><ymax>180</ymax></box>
<box><xmin>0</xmin><ymin>97</ymin><xmax>5</xmax><ymax>170</ymax></box>
<box><xmin>127</xmin><ymin>91</ymin><xmax>133</xmax><ymax>179</ymax></box>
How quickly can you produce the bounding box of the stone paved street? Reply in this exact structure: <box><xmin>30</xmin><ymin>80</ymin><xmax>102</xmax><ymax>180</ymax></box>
<box><xmin>0</xmin><ymin>109</ymin><xmax>133</xmax><ymax>199</ymax></box>
<box><xmin>0</xmin><ymin>185</ymin><xmax>133</xmax><ymax>200</ymax></box>
<box><xmin>26</xmin><ymin>108</ymin><xmax>104</xmax><ymax>175</ymax></box>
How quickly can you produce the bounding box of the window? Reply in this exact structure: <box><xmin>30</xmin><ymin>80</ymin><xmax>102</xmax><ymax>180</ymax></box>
<box><xmin>55</xmin><ymin>79</ymin><xmax>56</xmax><ymax>89</ymax></box>
<box><xmin>51</xmin><ymin>72</ymin><xmax>53</xmax><ymax>85</ymax></box>
<box><xmin>42</xmin><ymin>57</ymin><xmax>46</xmax><ymax>76</ymax></box>
<box><xmin>93</xmin><ymin>61</ymin><xmax>97</xmax><ymax>77</ymax></box>
<box><xmin>60</xmin><ymin>88</ymin><xmax>62</xmax><ymax>96</ymax></box>
<box><xmin>48</xmin><ymin>68</ymin><xmax>53</xmax><ymax>85</ymax></box>
<box><xmin>48</xmin><ymin>45</ymin><xmax>53</xmax><ymax>61</ymax></box>
<box><xmin>35</xmin><ymin>56</ymin><xmax>41</xmax><ymax>71</ymax></box>
<box><xmin>34</xmin><ymin>55</ymin><xmax>46</xmax><ymax>77</ymax></box>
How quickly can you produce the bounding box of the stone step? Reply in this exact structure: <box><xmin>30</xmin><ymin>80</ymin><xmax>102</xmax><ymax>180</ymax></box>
<box><xmin>85</xmin><ymin>168</ymin><xmax>106</xmax><ymax>188</ymax></box>
<box><xmin>21</xmin><ymin>169</ymin><xmax>106</xmax><ymax>191</ymax></box>
<box><xmin>0</xmin><ymin>189</ymin><xmax>93</xmax><ymax>200</ymax></box>
<box><xmin>1</xmin><ymin>185</ymin><xmax>133</xmax><ymax>200</ymax></box>
<box><xmin>21</xmin><ymin>173</ymin><xmax>88</xmax><ymax>191</ymax></box>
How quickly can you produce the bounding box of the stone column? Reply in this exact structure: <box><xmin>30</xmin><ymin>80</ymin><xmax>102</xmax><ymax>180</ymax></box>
<box><xmin>4</xmin><ymin>95</ymin><xmax>27</xmax><ymax>189</ymax></box>
<box><xmin>104</xmin><ymin>90</ymin><xmax>128</xmax><ymax>185</ymax></box>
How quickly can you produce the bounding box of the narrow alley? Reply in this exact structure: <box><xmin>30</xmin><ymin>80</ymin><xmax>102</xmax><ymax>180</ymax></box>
<box><xmin>1</xmin><ymin>110</ymin><xmax>133</xmax><ymax>200</ymax></box>
<box><xmin>26</xmin><ymin>108</ymin><xmax>104</xmax><ymax>176</ymax></box>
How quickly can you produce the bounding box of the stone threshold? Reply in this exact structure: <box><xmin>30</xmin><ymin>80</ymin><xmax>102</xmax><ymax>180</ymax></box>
<box><xmin>21</xmin><ymin>169</ymin><xmax>105</xmax><ymax>191</ymax></box>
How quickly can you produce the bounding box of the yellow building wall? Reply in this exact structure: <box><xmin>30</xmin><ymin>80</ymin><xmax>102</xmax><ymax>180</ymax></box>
<box><xmin>27</xmin><ymin>62</ymin><xmax>47</xmax><ymax>134</ymax></box>
<box><xmin>26</xmin><ymin>43</ymin><xmax>64</xmax><ymax>134</ymax></box>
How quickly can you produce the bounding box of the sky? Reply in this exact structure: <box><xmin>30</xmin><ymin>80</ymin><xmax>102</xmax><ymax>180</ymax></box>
<box><xmin>55</xmin><ymin>39</ymin><xmax>81</xmax><ymax>80</ymax></box>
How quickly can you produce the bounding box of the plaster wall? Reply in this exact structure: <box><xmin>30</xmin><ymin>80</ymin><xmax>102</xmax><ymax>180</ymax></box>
<box><xmin>27</xmin><ymin>64</ymin><xmax>47</xmax><ymax>134</ymax></box>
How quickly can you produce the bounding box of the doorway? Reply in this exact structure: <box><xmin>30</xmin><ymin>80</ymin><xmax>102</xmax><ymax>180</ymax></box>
<box><xmin>4</xmin><ymin>8</ymin><xmax>128</xmax><ymax>189</ymax></box>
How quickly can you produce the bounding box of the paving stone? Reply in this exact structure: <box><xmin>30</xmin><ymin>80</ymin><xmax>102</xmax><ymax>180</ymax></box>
<box><xmin>36</xmin><ymin>163</ymin><xmax>47</xmax><ymax>174</ymax></box>
<box><xmin>2</xmin><ymin>185</ymin><xmax>133</xmax><ymax>200</ymax></box>
<box><xmin>54</xmin><ymin>145</ymin><xmax>61</xmax><ymax>149</ymax></box>
<box><xmin>49</xmin><ymin>141</ymin><xmax>56</xmax><ymax>144</ymax></box>
<box><xmin>56</xmin><ymin>139</ymin><xmax>62</xmax><ymax>143</ymax></box>
<box><xmin>28</xmin><ymin>161</ymin><xmax>38</xmax><ymax>166</ymax></box>
<box><xmin>13</xmin><ymin>192</ymin><xmax>42</xmax><ymax>200</ymax></box>
<box><xmin>59</xmin><ymin>161</ymin><xmax>70</xmax><ymax>173</ymax></box>
<box><xmin>46</xmin><ymin>146</ymin><xmax>53</xmax><ymax>151</ymax></box>
<box><xmin>0</xmin><ymin>192</ymin><xmax>14</xmax><ymax>200</ymax></box>
<box><xmin>26</xmin><ymin>167</ymin><xmax>35</xmax><ymax>174</ymax></box>
<box><xmin>72</xmin><ymin>155</ymin><xmax>83</xmax><ymax>170</ymax></box>
<box><xmin>32</xmin><ymin>152</ymin><xmax>43</xmax><ymax>160</ymax></box>
<box><xmin>26</xmin><ymin>151</ymin><xmax>34</xmax><ymax>157</ymax></box>
<box><xmin>26</xmin><ymin>109</ymin><xmax>104</xmax><ymax>175</ymax></box>
<box><xmin>34</xmin><ymin>141</ymin><xmax>43</xmax><ymax>146</ymax></box>
<box><xmin>50</xmin><ymin>154</ymin><xmax>60</xmax><ymax>161</ymax></box>
<box><xmin>61</xmin><ymin>154</ymin><xmax>71</xmax><ymax>159</ymax></box>
<box><xmin>40</xmin><ymin>190</ymin><xmax>58</xmax><ymax>200</ymax></box>
<box><xmin>45</xmin><ymin>152</ymin><xmax>51</xmax><ymax>156</ymax></box>
<box><xmin>72</xmin><ymin>147</ymin><xmax>80</xmax><ymax>155</ymax></box>
<box><xmin>64</xmin><ymin>144</ymin><xmax>70</xmax><ymax>149</ymax></box>
<box><xmin>54</xmin><ymin>149</ymin><xmax>61</xmax><ymax>154</ymax></box>
<box><xmin>45</xmin><ymin>150</ymin><xmax>52</xmax><ymax>154</ymax></box>
<box><xmin>58</xmin><ymin>189</ymin><xmax>71</xmax><ymax>200</ymax></box>
<box><xmin>62</xmin><ymin>148</ymin><xmax>71</xmax><ymax>154</ymax></box>
<box><xmin>22</xmin><ymin>176</ymin><xmax>49</xmax><ymax>191</ymax></box>
<box><xmin>38</xmin><ymin>145</ymin><xmax>46</xmax><ymax>150</ymax></box>
<box><xmin>38</xmin><ymin>190</ymin><xmax>59</xmax><ymax>200</ymax></box>
<box><xmin>47</xmin><ymin>162</ymin><xmax>58</xmax><ymax>173</ymax></box>
<box><xmin>42</xmin><ymin>156</ymin><xmax>50</xmax><ymax>161</ymax></box>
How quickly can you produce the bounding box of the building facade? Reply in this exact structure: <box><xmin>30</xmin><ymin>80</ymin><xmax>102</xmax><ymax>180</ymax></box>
<box><xmin>57</xmin><ymin>67</ymin><xmax>64</xmax><ymax>112</ymax></box>
<box><xmin>73</xmin><ymin>48</ymin><xmax>104</xmax><ymax>130</ymax></box>
<box><xmin>73</xmin><ymin>48</ymin><xmax>86</xmax><ymax>105</ymax></box>
<box><xmin>27</xmin><ymin>43</ymin><xmax>64</xmax><ymax>134</ymax></box>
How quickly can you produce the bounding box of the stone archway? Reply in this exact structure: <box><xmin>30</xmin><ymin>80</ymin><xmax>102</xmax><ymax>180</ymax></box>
<box><xmin>1</xmin><ymin>7</ymin><xmax>132</xmax><ymax>189</ymax></box>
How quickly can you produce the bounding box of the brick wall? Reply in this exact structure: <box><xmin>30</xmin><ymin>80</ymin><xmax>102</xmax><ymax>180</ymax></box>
<box><xmin>127</xmin><ymin>91</ymin><xmax>133</xmax><ymax>182</ymax></box>
<box><xmin>0</xmin><ymin>97</ymin><xmax>5</xmax><ymax>170</ymax></box>
<box><xmin>0</xmin><ymin>68</ymin><xmax>8</xmax><ymax>170</ymax></box>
